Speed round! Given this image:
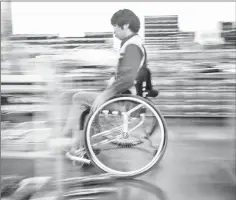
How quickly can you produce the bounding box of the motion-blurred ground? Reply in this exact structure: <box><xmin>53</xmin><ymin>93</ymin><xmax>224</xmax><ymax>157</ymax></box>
<box><xmin>2</xmin><ymin>117</ymin><xmax>235</xmax><ymax>200</ymax></box>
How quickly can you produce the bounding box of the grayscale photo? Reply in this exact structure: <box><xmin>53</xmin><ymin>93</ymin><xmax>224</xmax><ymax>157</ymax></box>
<box><xmin>1</xmin><ymin>2</ymin><xmax>236</xmax><ymax>200</ymax></box>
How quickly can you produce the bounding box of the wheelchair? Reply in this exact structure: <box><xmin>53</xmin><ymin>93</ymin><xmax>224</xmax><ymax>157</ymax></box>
<box><xmin>65</xmin><ymin>81</ymin><xmax>168</xmax><ymax>178</ymax></box>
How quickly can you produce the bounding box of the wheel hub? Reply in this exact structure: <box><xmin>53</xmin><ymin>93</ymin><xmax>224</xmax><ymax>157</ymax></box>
<box><xmin>122</xmin><ymin>132</ymin><xmax>129</xmax><ymax>139</ymax></box>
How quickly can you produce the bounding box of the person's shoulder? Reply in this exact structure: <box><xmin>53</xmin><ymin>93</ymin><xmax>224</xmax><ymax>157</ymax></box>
<box><xmin>126</xmin><ymin>41</ymin><xmax>144</xmax><ymax>52</ymax></box>
<box><xmin>124</xmin><ymin>44</ymin><xmax>143</xmax><ymax>58</ymax></box>
<box><xmin>124</xmin><ymin>44</ymin><xmax>140</xmax><ymax>53</ymax></box>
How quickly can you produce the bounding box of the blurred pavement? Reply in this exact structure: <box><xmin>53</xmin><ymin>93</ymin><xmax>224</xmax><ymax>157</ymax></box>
<box><xmin>1</xmin><ymin>117</ymin><xmax>235</xmax><ymax>200</ymax></box>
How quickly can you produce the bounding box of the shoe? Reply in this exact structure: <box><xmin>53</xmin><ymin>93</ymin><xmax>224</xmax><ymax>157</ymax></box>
<box><xmin>80</xmin><ymin>148</ymin><xmax>101</xmax><ymax>167</ymax></box>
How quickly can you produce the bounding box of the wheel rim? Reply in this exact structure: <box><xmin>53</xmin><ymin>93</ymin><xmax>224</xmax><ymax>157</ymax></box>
<box><xmin>85</xmin><ymin>96</ymin><xmax>167</xmax><ymax>177</ymax></box>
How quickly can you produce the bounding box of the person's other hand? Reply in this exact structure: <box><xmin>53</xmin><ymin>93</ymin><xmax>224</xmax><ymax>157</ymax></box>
<box><xmin>91</xmin><ymin>91</ymin><xmax>112</xmax><ymax>113</ymax></box>
<box><xmin>106</xmin><ymin>76</ymin><xmax>115</xmax><ymax>88</ymax></box>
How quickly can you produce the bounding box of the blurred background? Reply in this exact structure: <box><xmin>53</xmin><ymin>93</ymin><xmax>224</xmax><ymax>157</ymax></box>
<box><xmin>1</xmin><ymin>2</ymin><xmax>236</xmax><ymax>200</ymax></box>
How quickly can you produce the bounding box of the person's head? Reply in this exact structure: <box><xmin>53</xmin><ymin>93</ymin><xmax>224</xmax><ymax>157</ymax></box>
<box><xmin>111</xmin><ymin>9</ymin><xmax>140</xmax><ymax>40</ymax></box>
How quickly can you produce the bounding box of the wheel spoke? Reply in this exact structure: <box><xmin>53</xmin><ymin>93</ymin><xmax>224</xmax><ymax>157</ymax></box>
<box><xmin>91</xmin><ymin>134</ymin><xmax>123</xmax><ymax>148</ymax></box>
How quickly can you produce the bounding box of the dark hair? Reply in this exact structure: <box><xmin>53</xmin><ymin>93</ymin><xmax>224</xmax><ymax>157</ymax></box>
<box><xmin>111</xmin><ymin>9</ymin><xmax>140</xmax><ymax>33</ymax></box>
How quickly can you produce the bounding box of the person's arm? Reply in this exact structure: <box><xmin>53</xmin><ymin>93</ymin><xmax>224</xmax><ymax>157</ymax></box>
<box><xmin>106</xmin><ymin>44</ymin><xmax>143</xmax><ymax>96</ymax></box>
<box><xmin>91</xmin><ymin>44</ymin><xmax>143</xmax><ymax>112</ymax></box>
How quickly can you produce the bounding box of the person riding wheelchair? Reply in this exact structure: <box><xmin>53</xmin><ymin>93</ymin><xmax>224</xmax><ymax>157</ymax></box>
<box><xmin>65</xmin><ymin>73</ymin><xmax>166</xmax><ymax>177</ymax></box>
<box><xmin>62</xmin><ymin>9</ymin><xmax>167</xmax><ymax>177</ymax></box>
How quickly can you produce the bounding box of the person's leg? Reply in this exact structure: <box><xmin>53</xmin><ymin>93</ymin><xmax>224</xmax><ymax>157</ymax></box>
<box><xmin>59</xmin><ymin>90</ymin><xmax>79</xmax><ymax>136</ymax></box>
<box><xmin>61</xmin><ymin>91</ymin><xmax>99</xmax><ymax>150</ymax></box>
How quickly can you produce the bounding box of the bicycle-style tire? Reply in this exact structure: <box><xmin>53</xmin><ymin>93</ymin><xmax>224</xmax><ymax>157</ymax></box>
<box><xmin>84</xmin><ymin>94</ymin><xmax>168</xmax><ymax>178</ymax></box>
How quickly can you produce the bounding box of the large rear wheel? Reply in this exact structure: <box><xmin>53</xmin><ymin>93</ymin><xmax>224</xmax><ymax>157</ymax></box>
<box><xmin>84</xmin><ymin>95</ymin><xmax>168</xmax><ymax>178</ymax></box>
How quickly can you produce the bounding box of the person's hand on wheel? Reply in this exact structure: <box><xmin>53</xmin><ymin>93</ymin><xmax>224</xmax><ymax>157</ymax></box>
<box><xmin>91</xmin><ymin>91</ymin><xmax>112</xmax><ymax>113</ymax></box>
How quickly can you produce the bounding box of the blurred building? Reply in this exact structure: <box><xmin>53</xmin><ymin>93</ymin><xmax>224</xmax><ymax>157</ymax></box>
<box><xmin>144</xmin><ymin>15</ymin><xmax>179</xmax><ymax>50</ymax></box>
<box><xmin>219</xmin><ymin>21</ymin><xmax>236</xmax><ymax>48</ymax></box>
<box><xmin>177</xmin><ymin>31</ymin><xmax>195</xmax><ymax>50</ymax></box>
<box><xmin>83</xmin><ymin>31</ymin><xmax>114</xmax><ymax>49</ymax></box>
<box><xmin>84</xmin><ymin>32</ymin><xmax>113</xmax><ymax>38</ymax></box>
<box><xmin>197</xmin><ymin>31</ymin><xmax>224</xmax><ymax>47</ymax></box>
<box><xmin>1</xmin><ymin>1</ymin><xmax>12</xmax><ymax>39</ymax></box>
<box><xmin>5</xmin><ymin>32</ymin><xmax>113</xmax><ymax>50</ymax></box>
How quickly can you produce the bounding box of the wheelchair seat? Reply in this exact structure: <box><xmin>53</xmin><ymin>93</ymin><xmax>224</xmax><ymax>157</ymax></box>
<box><xmin>146</xmin><ymin>88</ymin><xmax>159</xmax><ymax>98</ymax></box>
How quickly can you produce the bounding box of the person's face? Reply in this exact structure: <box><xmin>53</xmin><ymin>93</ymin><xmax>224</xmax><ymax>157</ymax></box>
<box><xmin>113</xmin><ymin>24</ymin><xmax>129</xmax><ymax>40</ymax></box>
